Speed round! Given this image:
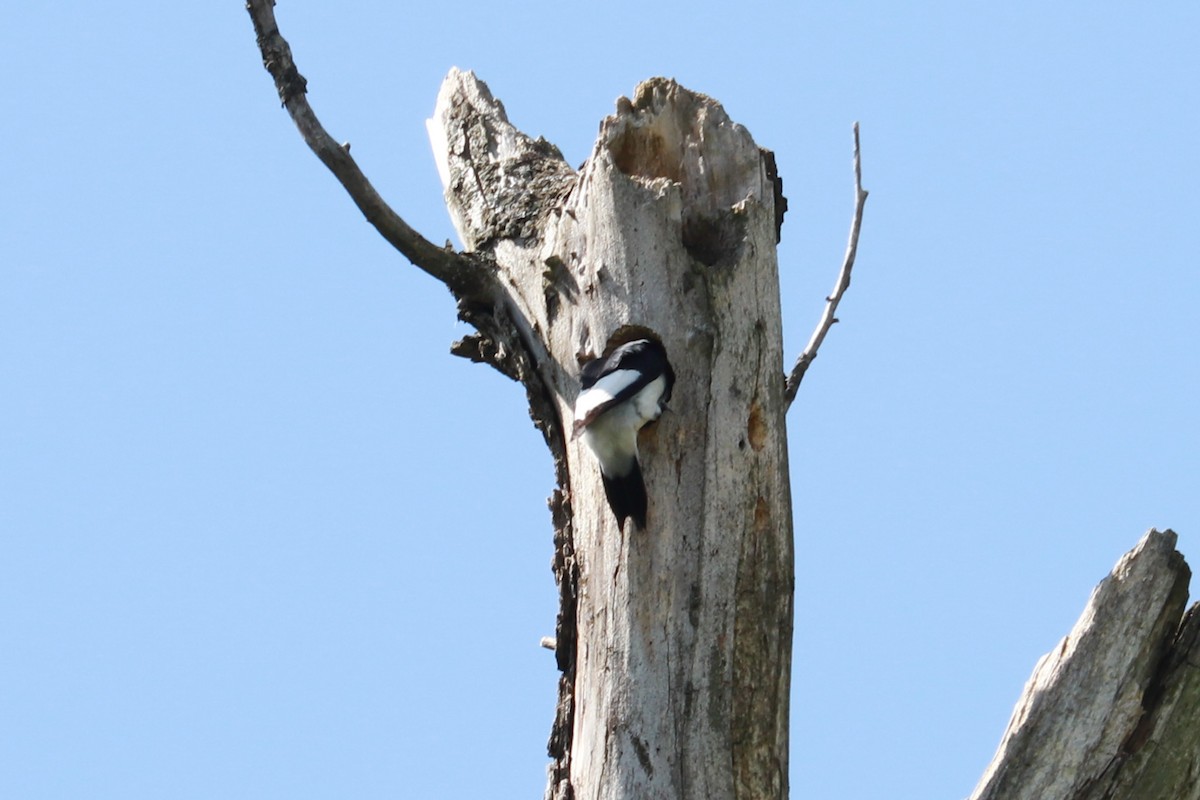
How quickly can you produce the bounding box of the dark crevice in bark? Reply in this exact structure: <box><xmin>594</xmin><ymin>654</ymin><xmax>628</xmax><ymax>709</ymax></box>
<box><xmin>1085</xmin><ymin>598</ymin><xmax>1200</xmax><ymax>800</ymax></box>
<box><xmin>451</xmin><ymin>277</ymin><xmax>578</xmax><ymax>800</ymax></box>
<box><xmin>682</xmin><ymin>212</ymin><xmax>748</xmax><ymax>268</ymax></box>
<box><xmin>546</xmin><ymin>487</ymin><xmax>578</xmax><ymax>800</ymax></box>
<box><xmin>430</xmin><ymin>75</ymin><xmax>581</xmax><ymax>796</ymax></box>
<box><xmin>759</xmin><ymin>148</ymin><xmax>787</xmax><ymax>244</ymax></box>
<box><xmin>1119</xmin><ymin>601</ymin><xmax>1196</xmax><ymax>760</ymax></box>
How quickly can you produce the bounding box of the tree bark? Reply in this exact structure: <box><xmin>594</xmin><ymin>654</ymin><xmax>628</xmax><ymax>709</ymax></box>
<box><xmin>971</xmin><ymin>528</ymin><xmax>1200</xmax><ymax>800</ymax></box>
<box><xmin>247</xmin><ymin>12</ymin><xmax>1200</xmax><ymax>798</ymax></box>
<box><xmin>428</xmin><ymin>70</ymin><xmax>793</xmax><ymax>800</ymax></box>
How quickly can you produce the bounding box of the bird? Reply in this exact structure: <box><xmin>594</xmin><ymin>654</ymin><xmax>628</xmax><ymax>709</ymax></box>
<box><xmin>572</xmin><ymin>338</ymin><xmax>675</xmax><ymax>529</ymax></box>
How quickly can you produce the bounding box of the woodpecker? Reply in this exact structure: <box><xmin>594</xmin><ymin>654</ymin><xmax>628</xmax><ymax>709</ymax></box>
<box><xmin>572</xmin><ymin>338</ymin><xmax>675</xmax><ymax>529</ymax></box>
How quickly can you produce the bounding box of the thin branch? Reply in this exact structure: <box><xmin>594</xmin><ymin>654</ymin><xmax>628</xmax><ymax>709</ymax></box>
<box><xmin>244</xmin><ymin>0</ymin><xmax>487</xmax><ymax>300</ymax></box>
<box><xmin>783</xmin><ymin>123</ymin><xmax>868</xmax><ymax>410</ymax></box>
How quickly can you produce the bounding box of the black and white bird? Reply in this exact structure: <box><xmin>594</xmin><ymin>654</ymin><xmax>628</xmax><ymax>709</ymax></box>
<box><xmin>572</xmin><ymin>338</ymin><xmax>675</xmax><ymax>529</ymax></box>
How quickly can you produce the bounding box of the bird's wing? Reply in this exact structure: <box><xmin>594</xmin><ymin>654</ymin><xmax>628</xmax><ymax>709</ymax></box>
<box><xmin>573</xmin><ymin>367</ymin><xmax>655</xmax><ymax>431</ymax></box>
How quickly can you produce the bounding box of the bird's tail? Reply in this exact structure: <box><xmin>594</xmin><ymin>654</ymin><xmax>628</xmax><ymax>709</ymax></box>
<box><xmin>601</xmin><ymin>460</ymin><xmax>648</xmax><ymax>530</ymax></box>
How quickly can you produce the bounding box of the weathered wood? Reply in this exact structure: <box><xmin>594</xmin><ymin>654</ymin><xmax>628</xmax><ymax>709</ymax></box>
<box><xmin>970</xmin><ymin>529</ymin><xmax>1197</xmax><ymax>800</ymax></box>
<box><xmin>247</xmin><ymin>14</ymin><xmax>1200</xmax><ymax>798</ymax></box>
<box><xmin>1097</xmin><ymin>603</ymin><xmax>1200</xmax><ymax>800</ymax></box>
<box><xmin>429</xmin><ymin>70</ymin><xmax>793</xmax><ymax>800</ymax></box>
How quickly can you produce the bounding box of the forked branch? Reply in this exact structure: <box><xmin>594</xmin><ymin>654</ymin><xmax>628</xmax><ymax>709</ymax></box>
<box><xmin>245</xmin><ymin>3</ymin><xmax>564</xmax><ymax>460</ymax></box>
<box><xmin>783</xmin><ymin>122</ymin><xmax>868</xmax><ymax>410</ymax></box>
<box><xmin>244</xmin><ymin>0</ymin><xmax>487</xmax><ymax>300</ymax></box>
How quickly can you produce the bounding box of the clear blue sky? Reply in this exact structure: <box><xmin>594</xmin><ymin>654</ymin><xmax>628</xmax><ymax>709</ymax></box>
<box><xmin>2</xmin><ymin>3</ymin><xmax>1197</xmax><ymax>798</ymax></box>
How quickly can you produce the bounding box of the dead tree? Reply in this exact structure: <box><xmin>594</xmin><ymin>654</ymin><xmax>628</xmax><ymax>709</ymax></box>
<box><xmin>970</xmin><ymin>529</ymin><xmax>1200</xmax><ymax>800</ymax></box>
<box><xmin>246</xmin><ymin>5</ymin><xmax>858</xmax><ymax>798</ymax></box>
<box><xmin>246</xmin><ymin>4</ymin><xmax>1197</xmax><ymax>799</ymax></box>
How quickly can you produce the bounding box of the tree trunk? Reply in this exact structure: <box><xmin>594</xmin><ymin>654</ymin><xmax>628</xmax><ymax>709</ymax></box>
<box><xmin>245</xmin><ymin>11</ymin><xmax>1200</xmax><ymax>793</ymax></box>
<box><xmin>428</xmin><ymin>70</ymin><xmax>793</xmax><ymax>800</ymax></box>
<box><xmin>971</xmin><ymin>528</ymin><xmax>1200</xmax><ymax>800</ymax></box>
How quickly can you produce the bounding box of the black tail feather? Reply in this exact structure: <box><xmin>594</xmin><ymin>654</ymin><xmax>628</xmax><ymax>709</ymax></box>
<box><xmin>600</xmin><ymin>460</ymin><xmax>647</xmax><ymax>530</ymax></box>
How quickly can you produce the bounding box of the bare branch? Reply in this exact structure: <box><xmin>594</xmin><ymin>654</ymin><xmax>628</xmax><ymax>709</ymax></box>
<box><xmin>783</xmin><ymin>123</ymin><xmax>868</xmax><ymax>410</ymax></box>
<box><xmin>244</xmin><ymin>0</ymin><xmax>487</xmax><ymax>300</ymax></box>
